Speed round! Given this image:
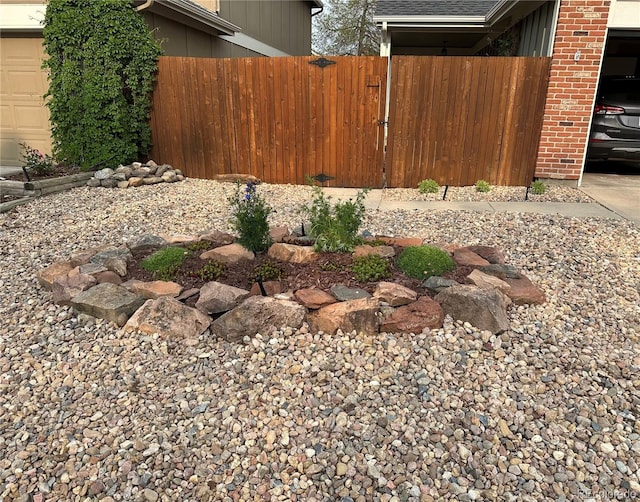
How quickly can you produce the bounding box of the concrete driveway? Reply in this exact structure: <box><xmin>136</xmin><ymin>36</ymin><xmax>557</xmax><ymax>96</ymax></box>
<box><xmin>580</xmin><ymin>171</ymin><xmax>640</xmax><ymax>225</ymax></box>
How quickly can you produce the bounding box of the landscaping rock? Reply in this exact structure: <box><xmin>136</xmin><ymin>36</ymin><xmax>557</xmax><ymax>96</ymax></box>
<box><xmin>249</xmin><ymin>281</ymin><xmax>284</xmax><ymax>296</ymax></box>
<box><xmin>124</xmin><ymin>296</ymin><xmax>211</xmax><ymax>339</ymax></box>
<box><xmin>422</xmin><ymin>276</ymin><xmax>459</xmax><ymax>292</ymax></box>
<box><xmin>330</xmin><ymin>284</ymin><xmax>371</xmax><ymax>301</ymax></box>
<box><xmin>452</xmin><ymin>248</ymin><xmax>491</xmax><ymax>267</ymax></box>
<box><xmin>294</xmin><ymin>288</ymin><xmax>337</xmax><ymax>309</ymax></box>
<box><xmin>353</xmin><ymin>244</ymin><xmax>396</xmax><ymax>258</ymax></box>
<box><xmin>129</xmin><ymin>280</ymin><xmax>183</xmax><ymax>299</ymax></box>
<box><xmin>176</xmin><ymin>287</ymin><xmax>199</xmax><ymax>302</ymax></box>
<box><xmin>129</xmin><ymin>234</ymin><xmax>168</xmax><ymax>252</ymax></box>
<box><xmin>210</xmin><ymin>296</ymin><xmax>306</xmax><ymax>342</ymax></box>
<box><xmin>199</xmin><ymin>230</ymin><xmax>235</xmax><ymax>245</ymax></box>
<box><xmin>481</xmin><ymin>263</ymin><xmax>522</xmax><ymax>280</ymax></box>
<box><xmin>200</xmin><ymin>243</ymin><xmax>255</xmax><ymax>264</ymax></box>
<box><xmin>268</xmin><ymin>243</ymin><xmax>317</xmax><ymax>263</ymax></box>
<box><xmin>71</xmin><ymin>283</ymin><xmax>146</xmax><ymax>327</ymax></box>
<box><xmin>380</xmin><ymin>295</ymin><xmax>444</xmax><ymax>334</ymax></box>
<box><xmin>505</xmin><ymin>275</ymin><xmax>546</xmax><ymax>305</ymax></box>
<box><xmin>103</xmin><ymin>256</ymin><xmax>128</xmax><ymax>277</ymax></box>
<box><xmin>37</xmin><ymin>261</ymin><xmax>74</xmax><ymax>291</ymax></box>
<box><xmin>467</xmin><ymin>269</ymin><xmax>512</xmax><ymax>295</ymax></box>
<box><xmin>435</xmin><ymin>285</ymin><xmax>510</xmax><ymax>334</ymax></box>
<box><xmin>466</xmin><ymin>245</ymin><xmax>506</xmax><ymax>264</ymax></box>
<box><xmin>377</xmin><ymin>237</ymin><xmax>423</xmax><ymax>247</ymax></box>
<box><xmin>160</xmin><ymin>233</ymin><xmax>199</xmax><ymax>245</ymax></box>
<box><xmin>52</xmin><ymin>268</ymin><xmax>97</xmax><ymax>306</ymax></box>
<box><xmin>269</xmin><ymin>226</ymin><xmax>290</xmax><ymax>243</ymax></box>
<box><xmin>195</xmin><ymin>281</ymin><xmax>250</xmax><ymax>314</ymax></box>
<box><xmin>307</xmin><ymin>297</ymin><xmax>379</xmax><ymax>336</ymax></box>
<box><xmin>94</xmin><ymin>270</ymin><xmax>122</xmax><ymax>285</ymax></box>
<box><xmin>373</xmin><ymin>281</ymin><xmax>417</xmax><ymax>306</ymax></box>
<box><xmin>90</xmin><ymin>247</ymin><xmax>133</xmax><ymax>266</ymax></box>
<box><xmin>87</xmin><ymin>161</ymin><xmax>186</xmax><ymax>189</ymax></box>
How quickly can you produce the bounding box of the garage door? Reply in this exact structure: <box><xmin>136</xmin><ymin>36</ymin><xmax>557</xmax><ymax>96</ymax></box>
<box><xmin>0</xmin><ymin>37</ymin><xmax>51</xmax><ymax>166</ymax></box>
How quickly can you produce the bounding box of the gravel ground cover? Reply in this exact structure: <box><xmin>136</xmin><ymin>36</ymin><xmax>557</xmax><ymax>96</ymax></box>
<box><xmin>0</xmin><ymin>179</ymin><xmax>638</xmax><ymax>502</ymax></box>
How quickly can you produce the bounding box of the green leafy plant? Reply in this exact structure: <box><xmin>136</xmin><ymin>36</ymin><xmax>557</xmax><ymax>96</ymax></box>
<box><xmin>253</xmin><ymin>260</ymin><xmax>283</xmax><ymax>281</ymax></box>
<box><xmin>19</xmin><ymin>143</ymin><xmax>55</xmax><ymax>176</ymax></box>
<box><xmin>396</xmin><ymin>245</ymin><xmax>455</xmax><ymax>279</ymax></box>
<box><xmin>475</xmin><ymin>180</ymin><xmax>491</xmax><ymax>193</ymax></box>
<box><xmin>192</xmin><ymin>261</ymin><xmax>225</xmax><ymax>281</ymax></box>
<box><xmin>418</xmin><ymin>178</ymin><xmax>440</xmax><ymax>194</ymax></box>
<box><xmin>141</xmin><ymin>247</ymin><xmax>190</xmax><ymax>281</ymax></box>
<box><xmin>42</xmin><ymin>0</ymin><xmax>162</xmax><ymax>169</ymax></box>
<box><xmin>228</xmin><ymin>181</ymin><xmax>273</xmax><ymax>253</ymax></box>
<box><xmin>301</xmin><ymin>182</ymin><xmax>370</xmax><ymax>252</ymax></box>
<box><xmin>530</xmin><ymin>180</ymin><xmax>547</xmax><ymax>195</ymax></box>
<box><xmin>351</xmin><ymin>254</ymin><xmax>391</xmax><ymax>282</ymax></box>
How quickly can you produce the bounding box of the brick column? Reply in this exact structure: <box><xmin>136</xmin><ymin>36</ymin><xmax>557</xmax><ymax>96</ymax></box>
<box><xmin>535</xmin><ymin>0</ymin><xmax>610</xmax><ymax>182</ymax></box>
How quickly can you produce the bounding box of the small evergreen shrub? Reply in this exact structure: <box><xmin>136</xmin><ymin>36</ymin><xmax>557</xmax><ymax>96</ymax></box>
<box><xmin>397</xmin><ymin>245</ymin><xmax>455</xmax><ymax>279</ymax></box>
<box><xmin>141</xmin><ymin>247</ymin><xmax>190</xmax><ymax>281</ymax></box>
<box><xmin>352</xmin><ymin>254</ymin><xmax>391</xmax><ymax>282</ymax></box>
<box><xmin>301</xmin><ymin>182</ymin><xmax>369</xmax><ymax>252</ymax></box>
<box><xmin>192</xmin><ymin>261</ymin><xmax>225</xmax><ymax>281</ymax></box>
<box><xmin>253</xmin><ymin>260</ymin><xmax>283</xmax><ymax>281</ymax></box>
<box><xmin>475</xmin><ymin>180</ymin><xmax>491</xmax><ymax>193</ymax></box>
<box><xmin>418</xmin><ymin>178</ymin><xmax>440</xmax><ymax>194</ymax></box>
<box><xmin>228</xmin><ymin>182</ymin><xmax>273</xmax><ymax>253</ymax></box>
<box><xmin>186</xmin><ymin>240</ymin><xmax>211</xmax><ymax>252</ymax></box>
<box><xmin>530</xmin><ymin>180</ymin><xmax>547</xmax><ymax>195</ymax></box>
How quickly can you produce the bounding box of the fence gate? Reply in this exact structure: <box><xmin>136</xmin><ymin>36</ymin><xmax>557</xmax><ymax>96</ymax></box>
<box><xmin>150</xmin><ymin>56</ymin><xmax>387</xmax><ymax>188</ymax></box>
<box><xmin>385</xmin><ymin>56</ymin><xmax>551</xmax><ymax>187</ymax></box>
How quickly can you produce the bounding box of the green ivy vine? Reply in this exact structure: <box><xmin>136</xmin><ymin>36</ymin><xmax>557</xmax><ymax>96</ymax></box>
<box><xmin>42</xmin><ymin>0</ymin><xmax>162</xmax><ymax>170</ymax></box>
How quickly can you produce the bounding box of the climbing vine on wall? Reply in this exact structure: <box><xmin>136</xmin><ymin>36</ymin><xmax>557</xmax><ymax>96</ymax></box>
<box><xmin>42</xmin><ymin>0</ymin><xmax>162</xmax><ymax>170</ymax></box>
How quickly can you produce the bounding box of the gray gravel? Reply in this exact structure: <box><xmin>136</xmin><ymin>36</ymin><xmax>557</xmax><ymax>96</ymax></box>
<box><xmin>1</xmin><ymin>179</ymin><xmax>639</xmax><ymax>501</ymax></box>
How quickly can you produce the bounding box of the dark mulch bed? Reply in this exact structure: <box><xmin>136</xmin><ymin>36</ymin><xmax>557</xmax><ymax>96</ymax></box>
<box><xmin>1</xmin><ymin>164</ymin><xmax>81</xmax><ymax>182</ymax></box>
<box><xmin>125</xmin><ymin>241</ymin><xmax>473</xmax><ymax>300</ymax></box>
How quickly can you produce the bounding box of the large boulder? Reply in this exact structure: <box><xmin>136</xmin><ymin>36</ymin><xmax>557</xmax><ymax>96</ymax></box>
<box><xmin>200</xmin><ymin>243</ymin><xmax>254</xmax><ymax>264</ymax></box>
<box><xmin>467</xmin><ymin>269</ymin><xmax>512</xmax><ymax>296</ymax></box>
<box><xmin>422</xmin><ymin>276</ymin><xmax>459</xmax><ymax>293</ymax></box>
<box><xmin>125</xmin><ymin>297</ymin><xmax>211</xmax><ymax>339</ymax></box>
<box><xmin>380</xmin><ymin>296</ymin><xmax>444</xmax><ymax>334</ymax></box>
<box><xmin>353</xmin><ymin>245</ymin><xmax>396</xmax><ymax>259</ymax></box>
<box><xmin>435</xmin><ymin>285</ymin><xmax>510</xmax><ymax>334</ymax></box>
<box><xmin>330</xmin><ymin>284</ymin><xmax>371</xmax><ymax>301</ymax></box>
<box><xmin>452</xmin><ymin>248</ymin><xmax>490</xmax><ymax>268</ymax></box>
<box><xmin>210</xmin><ymin>296</ymin><xmax>307</xmax><ymax>342</ymax></box>
<box><xmin>373</xmin><ymin>282</ymin><xmax>417</xmax><ymax>307</ymax></box>
<box><xmin>37</xmin><ymin>261</ymin><xmax>75</xmax><ymax>291</ymax></box>
<box><xmin>465</xmin><ymin>246</ymin><xmax>506</xmax><ymax>264</ymax></box>
<box><xmin>71</xmin><ymin>283</ymin><xmax>146</xmax><ymax>327</ymax></box>
<box><xmin>129</xmin><ymin>280</ymin><xmax>183</xmax><ymax>299</ymax></box>
<box><xmin>267</xmin><ymin>243</ymin><xmax>317</xmax><ymax>264</ymax></box>
<box><xmin>294</xmin><ymin>288</ymin><xmax>337</xmax><ymax>309</ymax></box>
<box><xmin>504</xmin><ymin>275</ymin><xmax>546</xmax><ymax>305</ymax></box>
<box><xmin>307</xmin><ymin>298</ymin><xmax>380</xmax><ymax>336</ymax></box>
<box><xmin>52</xmin><ymin>267</ymin><xmax>97</xmax><ymax>306</ymax></box>
<box><xmin>195</xmin><ymin>281</ymin><xmax>250</xmax><ymax>314</ymax></box>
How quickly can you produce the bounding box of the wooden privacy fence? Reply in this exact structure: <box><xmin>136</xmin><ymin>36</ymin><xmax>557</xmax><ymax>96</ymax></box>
<box><xmin>150</xmin><ymin>55</ymin><xmax>551</xmax><ymax>187</ymax></box>
<box><xmin>150</xmin><ymin>56</ymin><xmax>387</xmax><ymax>187</ymax></box>
<box><xmin>386</xmin><ymin>57</ymin><xmax>551</xmax><ymax>187</ymax></box>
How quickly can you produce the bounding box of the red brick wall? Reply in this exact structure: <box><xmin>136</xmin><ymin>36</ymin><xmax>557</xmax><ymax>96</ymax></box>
<box><xmin>535</xmin><ymin>0</ymin><xmax>610</xmax><ymax>181</ymax></box>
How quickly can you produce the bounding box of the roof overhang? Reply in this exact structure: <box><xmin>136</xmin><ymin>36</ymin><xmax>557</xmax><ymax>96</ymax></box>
<box><xmin>135</xmin><ymin>0</ymin><xmax>240</xmax><ymax>36</ymax></box>
<box><xmin>374</xmin><ymin>1</ymin><xmax>516</xmax><ymax>29</ymax></box>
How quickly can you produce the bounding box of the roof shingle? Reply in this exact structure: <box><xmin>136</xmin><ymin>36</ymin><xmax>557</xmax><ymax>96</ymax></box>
<box><xmin>375</xmin><ymin>0</ymin><xmax>500</xmax><ymax>17</ymax></box>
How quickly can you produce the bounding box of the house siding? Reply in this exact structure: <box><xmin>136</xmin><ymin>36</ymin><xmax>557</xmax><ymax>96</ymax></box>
<box><xmin>535</xmin><ymin>0</ymin><xmax>610</xmax><ymax>181</ymax></box>
<box><xmin>218</xmin><ymin>0</ymin><xmax>313</xmax><ymax>56</ymax></box>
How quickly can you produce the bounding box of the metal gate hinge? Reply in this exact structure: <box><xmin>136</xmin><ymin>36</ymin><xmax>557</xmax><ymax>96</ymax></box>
<box><xmin>378</xmin><ymin>120</ymin><xmax>388</xmax><ymax>126</ymax></box>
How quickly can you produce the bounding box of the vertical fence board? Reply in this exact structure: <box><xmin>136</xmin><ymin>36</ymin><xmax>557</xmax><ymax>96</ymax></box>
<box><xmin>386</xmin><ymin>56</ymin><xmax>551</xmax><ymax>187</ymax></box>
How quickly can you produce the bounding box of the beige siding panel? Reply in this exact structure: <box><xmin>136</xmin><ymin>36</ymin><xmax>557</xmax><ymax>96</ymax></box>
<box><xmin>0</xmin><ymin>37</ymin><xmax>51</xmax><ymax>166</ymax></box>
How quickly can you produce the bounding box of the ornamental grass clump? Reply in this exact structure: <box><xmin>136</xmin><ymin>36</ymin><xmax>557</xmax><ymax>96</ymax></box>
<box><xmin>418</xmin><ymin>178</ymin><xmax>440</xmax><ymax>194</ymax></box>
<box><xmin>141</xmin><ymin>246</ymin><xmax>190</xmax><ymax>281</ymax></box>
<box><xmin>475</xmin><ymin>179</ymin><xmax>491</xmax><ymax>193</ymax></box>
<box><xmin>530</xmin><ymin>180</ymin><xmax>547</xmax><ymax>195</ymax></box>
<box><xmin>228</xmin><ymin>182</ymin><xmax>273</xmax><ymax>253</ymax></box>
<box><xmin>302</xmin><ymin>183</ymin><xmax>370</xmax><ymax>252</ymax></box>
<box><xmin>397</xmin><ymin>245</ymin><xmax>455</xmax><ymax>279</ymax></box>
